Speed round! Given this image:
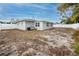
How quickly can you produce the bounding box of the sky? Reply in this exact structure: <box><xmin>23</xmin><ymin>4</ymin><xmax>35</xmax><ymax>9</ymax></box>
<box><xmin>0</xmin><ymin>3</ymin><xmax>72</xmax><ymax>23</ymax></box>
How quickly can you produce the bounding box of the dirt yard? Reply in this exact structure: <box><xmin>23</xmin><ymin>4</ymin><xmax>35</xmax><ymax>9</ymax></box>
<box><xmin>0</xmin><ymin>28</ymin><xmax>75</xmax><ymax>56</ymax></box>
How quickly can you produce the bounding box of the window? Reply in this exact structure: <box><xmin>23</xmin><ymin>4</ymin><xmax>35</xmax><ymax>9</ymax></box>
<box><xmin>35</xmin><ymin>22</ymin><xmax>40</xmax><ymax>27</ymax></box>
<box><xmin>17</xmin><ymin>23</ymin><xmax>19</xmax><ymax>25</ymax></box>
<box><xmin>51</xmin><ymin>23</ymin><xmax>53</xmax><ymax>26</ymax></box>
<box><xmin>47</xmin><ymin>23</ymin><xmax>49</xmax><ymax>27</ymax></box>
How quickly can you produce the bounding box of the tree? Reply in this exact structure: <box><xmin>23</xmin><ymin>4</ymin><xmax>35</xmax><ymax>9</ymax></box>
<box><xmin>58</xmin><ymin>3</ymin><xmax>79</xmax><ymax>24</ymax></box>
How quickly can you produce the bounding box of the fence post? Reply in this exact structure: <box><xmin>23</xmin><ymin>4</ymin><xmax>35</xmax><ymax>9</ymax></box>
<box><xmin>0</xmin><ymin>24</ymin><xmax>1</xmax><ymax>32</ymax></box>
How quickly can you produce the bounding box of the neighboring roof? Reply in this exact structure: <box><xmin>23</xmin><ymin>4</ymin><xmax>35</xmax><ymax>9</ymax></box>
<box><xmin>16</xmin><ymin>19</ymin><xmax>35</xmax><ymax>23</ymax></box>
<box><xmin>35</xmin><ymin>20</ymin><xmax>53</xmax><ymax>23</ymax></box>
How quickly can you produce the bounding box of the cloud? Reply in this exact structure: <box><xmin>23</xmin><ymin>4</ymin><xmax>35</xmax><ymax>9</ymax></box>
<box><xmin>15</xmin><ymin>3</ymin><xmax>48</xmax><ymax>10</ymax></box>
<box><xmin>31</xmin><ymin>4</ymin><xmax>48</xmax><ymax>10</ymax></box>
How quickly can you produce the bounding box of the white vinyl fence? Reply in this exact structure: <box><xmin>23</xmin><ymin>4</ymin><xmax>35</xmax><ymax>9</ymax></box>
<box><xmin>0</xmin><ymin>24</ymin><xmax>26</xmax><ymax>30</ymax></box>
<box><xmin>53</xmin><ymin>23</ymin><xmax>79</xmax><ymax>29</ymax></box>
<box><xmin>0</xmin><ymin>23</ymin><xmax>79</xmax><ymax>30</ymax></box>
<box><xmin>0</xmin><ymin>24</ymin><xmax>17</xmax><ymax>30</ymax></box>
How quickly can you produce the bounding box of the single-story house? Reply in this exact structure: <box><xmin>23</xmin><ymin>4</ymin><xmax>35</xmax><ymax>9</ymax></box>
<box><xmin>16</xmin><ymin>19</ymin><xmax>53</xmax><ymax>30</ymax></box>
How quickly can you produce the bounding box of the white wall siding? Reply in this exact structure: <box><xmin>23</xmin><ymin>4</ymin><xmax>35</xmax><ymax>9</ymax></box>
<box><xmin>34</xmin><ymin>22</ymin><xmax>53</xmax><ymax>30</ymax></box>
<box><xmin>42</xmin><ymin>22</ymin><xmax>53</xmax><ymax>30</ymax></box>
<box><xmin>25</xmin><ymin>21</ymin><xmax>35</xmax><ymax>30</ymax></box>
<box><xmin>34</xmin><ymin>22</ymin><xmax>44</xmax><ymax>30</ymax></box>
<box><xmin>16</xmin><ymin>21</ymin><xmax>35</xmax><ymax>30</ymax></box>
<box><xmin>16</xmin><ymin>21</ymin><xmax>26</xmax><ymax>30</ymax></box>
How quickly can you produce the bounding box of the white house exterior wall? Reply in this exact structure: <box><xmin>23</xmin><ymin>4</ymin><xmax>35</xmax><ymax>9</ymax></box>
<box><xmin>16</xmin><ymin>21</ymin><xmax>35</xmax><ymax>30</ymax></box>
<box><xmin>16</xmin><ymin>21</ymin><xmax>26</xmax><ymax>30</ymax></box>
<box><xmin>42</xmin><ymin>22</ymin><xmax>53</xmax><ymax>30</ymax></box>
<box><xmin>25</xmin><ymin>21</ymin><xmax>35</xmax><ymax>30</ymax></box>
<box><xmin>34</xmin><ymin>21</ymin><xmax>53</xmax><ymax>30</ymax></box>
<box><xmin>34</xmin><ymin>22</ymin><xmax>44</xmax><ymax>30</ymax></box>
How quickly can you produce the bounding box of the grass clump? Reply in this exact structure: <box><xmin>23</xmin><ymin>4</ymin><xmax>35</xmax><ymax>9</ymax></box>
<box><xmin>73</xmin><ymin>29</ymin><xmax>79</xmax><ymax>55</ymax></box>
<box><xmin>74</xmin><ymin>43</ymin><xmax>79</xmax><ymax>55</ymax></box>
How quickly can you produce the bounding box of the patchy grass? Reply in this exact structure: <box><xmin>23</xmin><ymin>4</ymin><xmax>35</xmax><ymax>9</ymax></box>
<box><xmin>74</xmin><ymin>43</ymin><xmax>79</xmax><ymax>55</ymax></box>
<box><xmin>72</xmin><ymin>29</ymin><xmax>79</xmax><ymax>55</ymax></box>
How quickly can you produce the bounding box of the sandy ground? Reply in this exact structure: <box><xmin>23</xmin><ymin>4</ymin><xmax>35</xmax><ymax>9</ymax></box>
<box><xmin>0</xmin><ymin>28</ymin><xmax>75</xmax><ymax>56</ymax></box>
